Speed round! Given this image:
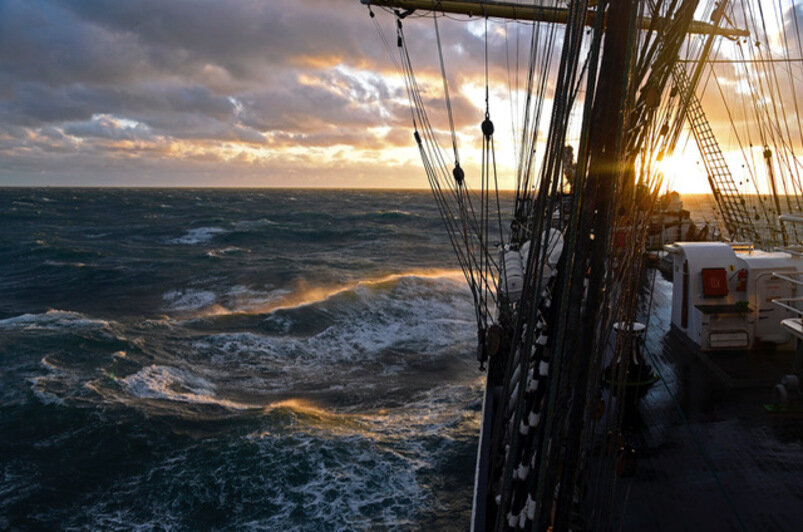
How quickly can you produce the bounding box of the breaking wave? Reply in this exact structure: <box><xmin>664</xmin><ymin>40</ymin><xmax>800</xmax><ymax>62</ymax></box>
<box><xmin>120</xmin><ymin>365</ymin><xmax>253</xmax><ymax>410</ymax></box>
<box><xmin>173</xmin><ymin>269</ymin><xmax>467</xmax><ymax>318</ymax></box>
<box><xmin>0</xmin><ymin>309</ymin><xmax>114</xmax><ymax>332</ymax></box>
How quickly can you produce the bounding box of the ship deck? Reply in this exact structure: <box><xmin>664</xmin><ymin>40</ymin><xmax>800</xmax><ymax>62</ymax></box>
<box><xmin>601</xmin><ymin>270</ymin><xmax>802</xmax><ymax>531</ymax></box>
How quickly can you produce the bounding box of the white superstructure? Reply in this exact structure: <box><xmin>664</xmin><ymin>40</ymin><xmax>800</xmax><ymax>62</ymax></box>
<box><xmin>664</xmin><ymin>242</ymin><xmax>802</xmax><ymax>351</ymax></box>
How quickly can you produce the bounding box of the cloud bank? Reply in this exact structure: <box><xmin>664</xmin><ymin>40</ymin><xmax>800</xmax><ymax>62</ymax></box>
<box><xmin>0</xmin><ymin>0</ymin><xmax>498</xmax><ymax>186</ymax></box>
<box><xmin>0</xmin><ymin>0</ymin><xmax>799</xmax><ymax>189</ymax></box>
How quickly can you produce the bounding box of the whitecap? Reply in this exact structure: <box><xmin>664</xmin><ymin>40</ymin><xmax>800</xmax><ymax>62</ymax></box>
<box><xmin>168</xmin><ymin>226</ymin><xmax>226</xmax><ymax>245</ymax></box>
<box><xmin>0</xmin><ymin>309</ymin><xmax>111</xmax><ymax>331</ymax></box>
<box><xmin>43</xmin><ymin>260</ymin><xmax>89</xmax><ymax>268</ymax></box>
<box><xmin>162</xmin><ymin>289</ymin><xmax>217</xmax><ymax>311</ymax></box>
<box><xmin>121</xmin><ymin>365</ymin><xmax>251</xmax><ymax>409</ymax></box>
<box><xmin>206</xmin><ymin>246</ymin><xmax>249</xmax><ymax>258</ymax></box>
<box><xmin>29</xmin><ymin>376</ymin><xmax>66</xmax><ymax>405</ymax></box>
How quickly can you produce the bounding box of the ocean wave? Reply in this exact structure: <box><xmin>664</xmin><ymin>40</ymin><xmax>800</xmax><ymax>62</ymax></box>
<box><xmin>368</xmin><ymin>208</ymin><xmax>420</xmax><ymax>220</ymax></box>
<box><xmin>121</xmin><ymin>365</ymin><xmax>252</xmax><ymax>410</ymax></box>
<box><xmin>31</xmin><ymin>352</ymin><xmax>106</xmax><ymax>405</ymax></box>
<box><xmin>197</xmin><ymin>287</ymin><xmax>473</xmax><ymax>363</ymax></box>
<box><xmin>232</xmin><ymin>218</ymin><xmax>277</xmax><ymax>229</ymax></box>
<box><xmin>161</xmin><ymin>270</ymin><xmax>465</xmax><ymax>319</ymax></box>
<box><xmin>29</xmin><ymin>376</ymin><xmax>67</xmax><ymax>406</ymax></box>
<box><xmin>194</xmin><ymin>269</ymin><xmax>466</xmax><ymax>318</ymax></box>
<box><xmin>0</xmin><ymin>309</ymin><xmax>113</xmax><ymax>332</ymax></box>
<box><xmin>168</xmin><ymin>226</ymin><xmax>227</xmax><ymax>245</ymax></box>
<box><xmin>259</xmin><ymin>398</ymin><xmax>371</xmax><ymax>435</ymax></box>
<box><xmin>18</xmin><ymin>383</ymin><xmax>475</xmax><ymax>528</ymax></box>
<box><xmin>162</xmin><ymin>285</ymin><xmax>290</xmax><ymax>315</ymax></box>
<box><xmin>7</xmin><ymin>273</ymin><xmax>474</xmax><ymax>410</ymax></box>
<box><xmin>0</xmin><ymin>189</ymin><xmax>498</xmax><ymax>529</ymax></box>
<box><xmin>63</xmin><ymin>429</ymin><xmax>426</xmax><ymax>530</ymax></box>
<box><xmin>361</xmin><ymin>382</ymin><xmax>483</xmax><ymax>446</ymax></box>
<box><xmin>184</xmin><ymin>276</ymin><xmax>476</xmax><ymax>400</ymax></box>
<box><xmin>165</xmin><ymin>271</ymin><xmax>476</xmax><ymax>399</ymax></box>
<box><xmin>256</xmin><ymin>387</ymin><xmax>481</xmax><ymax>445</ymax></box>
<box><xmin>206</xmin><ymin>246</ymin><xmax>250</xmax><ymax>258</ymax></box>
<box><xmin>163</xmin><ymin>289</ymin><xmax>218</xmax><ymax>312</ymax></box>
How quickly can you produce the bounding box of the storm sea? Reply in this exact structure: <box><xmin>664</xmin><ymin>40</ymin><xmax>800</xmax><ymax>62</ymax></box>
<box><xmin>0</xmin><ymin>188</ymin><xmax>505</xmax><ymax>530</ymax></box>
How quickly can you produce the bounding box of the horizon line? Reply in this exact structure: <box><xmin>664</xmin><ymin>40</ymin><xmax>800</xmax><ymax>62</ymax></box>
<box><xmin>0</xmin><ymin>185</ymin><xmax>720</xmax><ymax>195</ymax></box>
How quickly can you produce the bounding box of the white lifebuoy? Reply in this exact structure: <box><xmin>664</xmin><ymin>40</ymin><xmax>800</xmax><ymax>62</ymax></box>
<box><xmin>501</xmin><ymin>248</ymin><xmax>524</xmax><ymax>300</ymax></box>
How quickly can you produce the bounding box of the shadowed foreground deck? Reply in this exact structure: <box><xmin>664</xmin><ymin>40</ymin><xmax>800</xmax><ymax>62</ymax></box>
<box><xmin>595</xmin><ymin>272</ymin><xmax>802</xmax><ymax>531</ymax></box>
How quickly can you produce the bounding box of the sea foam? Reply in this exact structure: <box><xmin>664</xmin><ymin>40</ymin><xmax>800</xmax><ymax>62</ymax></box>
<box><xmin>121</xmin><ymin>364</ymin><xmax>251</xmax><ymax>410</ymax></box>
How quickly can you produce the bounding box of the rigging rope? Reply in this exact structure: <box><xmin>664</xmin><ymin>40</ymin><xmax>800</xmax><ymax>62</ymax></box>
<box><xmin>367</xmin><ymin>2</ymin><xmax>800</xmax><ymax>530</ymax></box>
<box><xmin>394</xmin><ymin>12</ymin><xmax>509</xmax><ymax>336</ymax></box>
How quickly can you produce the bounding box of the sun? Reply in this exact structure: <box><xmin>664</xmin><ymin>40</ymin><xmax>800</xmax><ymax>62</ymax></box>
<box><xmin>656</xmin><ymin>151</ymin><xmax>710</xmax><ymax>194</ymax></box>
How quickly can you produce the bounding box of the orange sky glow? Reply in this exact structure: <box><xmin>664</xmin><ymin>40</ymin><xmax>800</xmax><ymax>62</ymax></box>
<box><xmin>1</xmin><ymin>0</ymin><xmax>801</xmax><ymax>195</ymax></box>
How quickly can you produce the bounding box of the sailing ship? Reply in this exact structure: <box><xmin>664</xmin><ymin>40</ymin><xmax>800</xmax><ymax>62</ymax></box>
<box><xmin>360</xmin><ymin>1</ymin><xmax>802</xmax><ymax>529</ymax></box>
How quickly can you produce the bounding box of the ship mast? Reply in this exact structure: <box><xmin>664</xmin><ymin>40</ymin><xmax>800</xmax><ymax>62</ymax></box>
<box><xmin>363</xmin><ymin>1</ymin><xmax>763</xmax><ymax>530</ymax></box>
<box><xmin>549</xmin><ymin>0</ymin><xmax>637</xmax><ymax>526</ymax></box>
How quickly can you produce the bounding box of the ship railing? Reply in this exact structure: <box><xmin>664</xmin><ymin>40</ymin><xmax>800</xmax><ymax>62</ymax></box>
<box><xmin>779</xmin><ymin>214</ymin><xmax>803</xmax><ymax>225</ymax></box>
<box><xmin>776</xmin><ymin>245</ymin><xmax>803</xmax><ymax>257</ymax></box>
<box><xmin>772</xmin><ymin>271</ymin><xmax>803</xmax><ymax>340</ymax></box>
<box><xmin>778</xmin><ymin>214</ymin><xmax>803</xmax><ymax>252</ymax></box>
<box><xmin>662</xmin><ymin>242</ymin><xmax>756</xmax><ymax>253</ymax></box>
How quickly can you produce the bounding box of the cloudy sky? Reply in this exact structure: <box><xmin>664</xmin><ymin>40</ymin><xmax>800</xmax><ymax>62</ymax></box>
<box><xmin>1</xmin><ymin>0</ymin><xmax>801</xmax><ymax>190</ymax></box>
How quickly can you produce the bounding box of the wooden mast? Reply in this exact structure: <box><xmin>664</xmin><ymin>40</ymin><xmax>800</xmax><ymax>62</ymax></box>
<box><xmin>549</xmin><ymin>0</ymin><xmax>638</xmax><ymax>526</ymax></box>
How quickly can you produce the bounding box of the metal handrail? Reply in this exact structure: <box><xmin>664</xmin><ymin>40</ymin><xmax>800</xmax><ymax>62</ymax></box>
<box><xmin>772</xmin><ymin>271</ymin><xmax>803</xmax><ymax>285</ymax></box>
<box><xmin>772</xmin><ymin>272</ymin><xmax>803</xmax><ymax>321</ymax></box>
<box><xmin>773</xmin><ymin>296</ymin><xmax>803</xmax><ymax>317</ymax></box>
<box><xmin>779</xmin><ymin>214</ymin><xmax>803</xmax><ymax>225</ymax></box>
